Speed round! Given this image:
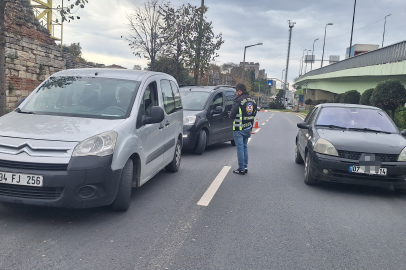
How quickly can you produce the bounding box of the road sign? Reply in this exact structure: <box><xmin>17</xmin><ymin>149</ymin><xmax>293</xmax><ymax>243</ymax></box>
<box><xmin>267</xmin><ymin>80</ymin><xmax>273</xmax><ymax>86</ymax></box>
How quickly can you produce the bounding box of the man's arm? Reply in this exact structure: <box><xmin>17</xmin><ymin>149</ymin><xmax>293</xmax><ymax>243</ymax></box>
<box><xmin>229</xmin><ymin>100</ymin><xmax>239</xmax><ymax>119</ymax></box>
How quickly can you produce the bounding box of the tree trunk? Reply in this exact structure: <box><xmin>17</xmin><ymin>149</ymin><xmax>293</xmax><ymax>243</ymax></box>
<box><xmin>0</xmin><ymin>0</ymin><xmax>7</xmax><ymax>116</ymax></box>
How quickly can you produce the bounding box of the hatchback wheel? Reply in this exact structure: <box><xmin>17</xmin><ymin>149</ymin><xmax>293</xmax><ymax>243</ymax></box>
<box><xmin>110</xmin><ymin>159</ymin><xmax>134</xmax><ymax>212</ymax></box>
<box><xmin>295</xmin><ymin>143</ymin><xmax>304</xmax><ymax>164</ymax></box>
<box><xmin>166</xmin><ymin>139</ymin><xmax>182</xmax><ymax>172</ymax></box>
<box><xmin>304</xmin><ymin>153</ymin><xmax>318</xmax><ymax>185</ymax></box>
<box><xmin>194</xmin><ymin>130</ymin><xmax>207</xmax><ymax>155</ymax></box>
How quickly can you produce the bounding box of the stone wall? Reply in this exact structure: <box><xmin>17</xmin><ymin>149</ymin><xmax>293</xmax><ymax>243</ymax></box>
<box><xmin>5</xmin><ymin>32</ymin><xmax>66</xmax><ymax>110</ymax></box>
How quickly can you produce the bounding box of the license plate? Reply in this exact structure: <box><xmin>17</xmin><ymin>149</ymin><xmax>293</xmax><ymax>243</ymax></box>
<box><xmin>0</xmin><ymin>171</ymin><xmax>43</xmax><ymax>187</ymax></box>
<box><xmin>349</xmin><ymin>165</ymin><xmax>387</xmax><ymax>175</ymax></box>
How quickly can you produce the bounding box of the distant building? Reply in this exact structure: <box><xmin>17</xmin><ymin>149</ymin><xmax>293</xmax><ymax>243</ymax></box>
<box><xmin>346</xmin><ymin>44</ymin><xmax>379</xmax><ymax>59</ymax></box>
<box><xmin>239</xmin><ymin>62</ymin><xmax>267</xmax><ymax>79</ymax></box>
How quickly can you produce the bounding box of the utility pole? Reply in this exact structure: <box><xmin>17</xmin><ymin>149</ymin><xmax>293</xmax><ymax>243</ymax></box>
<box><xmin>194</xmin><ymin>0</ymin><xmax>204</xmax><ymax>85</ymax></box>
<box><xmin>349</xmin><ymin>0</ymin><xmax>357</xmax><ymax>58</ymax></box>
<box><xmin>284</xmin><ymin>20</ymin><xmax>295</xmax><ymax>106</ymax></box>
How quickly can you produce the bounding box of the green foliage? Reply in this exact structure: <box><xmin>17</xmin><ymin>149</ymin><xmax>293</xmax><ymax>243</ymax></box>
<box><xmin>370</xmin><ymin>79</ymin><xmax>406</xmax><ymax>118</ymax></box>
<box><xmin>343</xmin><ymin>90</ymin><xmax>361</xmax><ymax>104</ymax></box>
<box><xmin>360</xmin><ymin>88</ymin><xmax>374</xmax><ymax>105</ymax></box>
<box><xmin>275</xmin><ymin>90</ymin><xmax>286</xmax><ymax>109</ymax></box>
<box><xmin>339</xmin><ymin>93</ymin><xmax>347</xmax><ymax>103</ymax></box>
<box><xmin>305</xmin><ymin>99</ymin><xmax>313</xmax><ymax>105</ymax></box>
<box><xmin>149</xmin><ymin>57</ymin><xmax>193</xmax><ymax>85</ymax></box>
<box><xmin>59</xmin><ymin>0</ymin><xmax>88</xmax><ymax>22</ymax></box>
<box><xmin>63</xmin><ymin>42</ymin><xmax>82</xmax><ymax>59</ymax></box>
<box><xmin>394</xmin><ymin>107</ymin><xmax>406</xmax><ymax>130</ymax></box>
<box><xmin>312</xmin><ymin>99</ymin><xmax>328</xmax><ymax>105</ymax></box>
<box><xmin>333</xmin><ymin>94</ymin><xmax>341</xmax><ymax>103</ymax></box>
<box><xmin>269</xmin><ymin>102</ymin><xmax>277</xmax><ymax>109</ymax></box>
<box><xmin>8</xmin><ymin>83</ymin><xmax>14</xmax><ymax>93</ymax></box>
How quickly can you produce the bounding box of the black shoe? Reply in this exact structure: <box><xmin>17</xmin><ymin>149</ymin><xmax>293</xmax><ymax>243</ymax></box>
<box><xmin>233</xmin><ymin>169</ymin><xmax>246</xmax><ymax>175</ymax></box>
<box><xmin>245</xmin><ymin>169</ymin><xmax>248</xmax><ymax>173</ymax></box>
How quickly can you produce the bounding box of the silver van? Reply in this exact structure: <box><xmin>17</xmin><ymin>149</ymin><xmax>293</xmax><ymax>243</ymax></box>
<box><xmin>0</xmin><ymin>69</ymin><xmax>183</xmax><ymax>211</ymax></box>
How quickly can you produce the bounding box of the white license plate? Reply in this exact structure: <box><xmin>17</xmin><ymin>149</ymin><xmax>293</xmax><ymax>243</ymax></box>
<box><xmin>0</xmin><ymin>171</ymin><xmax>43</xmax><ymax>187</ymax></box>
<box><xmin>349</xmin><ymin>166</ymin><xmax>387</xmax><ymax>175</ymax></box>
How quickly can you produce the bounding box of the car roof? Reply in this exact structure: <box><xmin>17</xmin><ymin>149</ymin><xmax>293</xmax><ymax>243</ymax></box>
<box><xmin>316</xmin><ymin>103</ymin><xmax>380</xmax><ymax>110</ymax></box>
<box><xmin>179</xmin><ymin>85</ymin><xmax>236</xmax><ymax>93</ymax></box>
<box><xmin>50</xmin><ymin>68</ymin><xmax>176</xmax><ymax>82</ymax></box>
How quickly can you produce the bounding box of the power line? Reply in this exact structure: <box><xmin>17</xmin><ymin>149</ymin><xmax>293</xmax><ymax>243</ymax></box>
<box><xmin>326</xmin><ymin>17</ymin><xmax>386</xmax><ymax>40</ymax></box>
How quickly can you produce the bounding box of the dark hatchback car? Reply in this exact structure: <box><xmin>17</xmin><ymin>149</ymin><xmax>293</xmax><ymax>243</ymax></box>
<box><xmin>179</xmin><ymin>85</ymin><xmax>236</xmax><ymax>154</ymax></box>
<box><xmin>295</xmin><ymin>103</ymin><xmax>406</xmax><ymax>192</ymax></box>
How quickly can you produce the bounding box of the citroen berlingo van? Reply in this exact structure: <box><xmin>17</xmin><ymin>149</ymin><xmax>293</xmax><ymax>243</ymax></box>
<box><xmin>0</xmin><ymin>69</ymin><xmax>183</xmax><ymax>211</ymax></box>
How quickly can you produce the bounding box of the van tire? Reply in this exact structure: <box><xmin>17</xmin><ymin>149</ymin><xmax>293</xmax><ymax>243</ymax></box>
<box><xmin>165</xmin><ymin>139</ymin><xmax>182</xmax><ymax>172</ymax></box>
<box><xmin>110</xmin><ymin>160</ymin><xmax>133</xmax><ymax>212</ymax></box>
<box><xmin>194</xmin><ymin>130</ymin><xmax>207</xmax><ymax>155</ymax></box>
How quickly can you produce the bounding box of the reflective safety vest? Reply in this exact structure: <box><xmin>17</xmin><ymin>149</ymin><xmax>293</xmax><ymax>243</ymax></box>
<box><xmin>233</xmin><ymin>97</ymin><xmax>257</xmax><ymax>131</ymax></box>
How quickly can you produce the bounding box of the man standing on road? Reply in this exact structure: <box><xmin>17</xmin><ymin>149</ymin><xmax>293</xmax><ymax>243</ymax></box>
<box><xmin>229</xmin><ymin>83</ymin><xmax>257</xmax><ymax>175</ymax></box>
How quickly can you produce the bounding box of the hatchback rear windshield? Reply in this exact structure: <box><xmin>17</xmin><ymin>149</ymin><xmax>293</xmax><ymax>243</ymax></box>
<box><xmin>316</xmin><ymin>107</ymin><xmax>398</xmax><ymax>133</ymax></box>
<box><xmin>179</xmin><ymin>91</ymin><xmax>211</xmax><ymax>111</ymax></box>
<box><xmin>21</xmin><ymin>76</ymin><xmax>140</xmax><ymax>119</ymax></box>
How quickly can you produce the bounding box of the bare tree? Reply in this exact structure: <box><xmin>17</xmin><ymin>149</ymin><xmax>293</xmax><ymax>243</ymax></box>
<box><xmin>124</xmin><ymin>0</ymin><xmax>165</xmax><ymax>71</ymax></box>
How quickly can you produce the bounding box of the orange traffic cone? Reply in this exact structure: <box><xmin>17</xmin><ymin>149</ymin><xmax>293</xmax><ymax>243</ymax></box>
<box><xmin>254</xmin><ymin>119</ymin><xmax>259</xmax><ymax>129</ymax></box>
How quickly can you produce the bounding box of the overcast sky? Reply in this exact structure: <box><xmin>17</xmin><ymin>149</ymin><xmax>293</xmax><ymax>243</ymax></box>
<box><xmin>61</xmin><ymin>0</ymin><xmax>405</xmax><ymax>88</ymax></box>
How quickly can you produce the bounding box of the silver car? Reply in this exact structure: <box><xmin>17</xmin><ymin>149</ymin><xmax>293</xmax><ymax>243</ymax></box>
<box><xmin>0</xmin><ymin>69</ymin><xmax>183</xmax><ymax>211</ymax></box>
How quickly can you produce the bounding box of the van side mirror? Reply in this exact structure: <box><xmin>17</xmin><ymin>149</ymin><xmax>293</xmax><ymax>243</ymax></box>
<box><xmin>401</xmin><ymin>129</ymin><xmax>406</xmax><ymax>136</ymax></box>
<box><xmin>297</xmin><ymin>122</ymin><xmax>309</xmax><ymax>129</ymax></box>
<box><xmin>143</xmin><ymin>106</ymin><xmax>165</xmax><ymax>125</ymax></box>
<box><xmin>211</xmin><ymin>106</ymin><xmax>223</xmax><ymax>115</ymax></box>
<box><xmin>17</xmin><ymin>97</ymin><xmax>26</xmax><ymax>107</ymax></box>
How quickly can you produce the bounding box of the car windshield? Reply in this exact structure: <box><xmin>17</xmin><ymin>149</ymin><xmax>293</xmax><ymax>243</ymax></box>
<box><xmin>179</xmin><ymin>91</ymin><xmax>211</xmax><ymax>111</ymax></box>
<box><xmin>21</xmin><ymin>76</ymin><xmax>140</xmax><ymax>119</ymax></box>
<box><xmin>316</xmin><ymin>107</ymin><xmax>398</xmax><ymax>133</ymax></box>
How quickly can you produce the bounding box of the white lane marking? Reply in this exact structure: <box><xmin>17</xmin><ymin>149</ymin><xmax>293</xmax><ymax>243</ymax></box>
<box><xmin>197</xmin><ymin>166</ymin><xmax>231</xmax><ymax>206</ymax></box>
<box><xmin>248</xmin><ymin>138</ymin><xmax>252</xmax><ymax>143</ymax></box>
<box><xmin>266</xmin><ymin>119</ymin><xmax>269</xmax><ymax>122</ymax></box>
<box><xmin>254</xmin><ymin>128</ymin><xmax>261</xmax><ymax>133</ymax></box>
<box><xmin>261</xmin><ymin>123</ymin><xmax>265</xmax><ymax>126</ymax></box>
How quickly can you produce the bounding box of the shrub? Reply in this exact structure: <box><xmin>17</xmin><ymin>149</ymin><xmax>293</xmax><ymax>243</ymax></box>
<box><xmin>344</xmin><ymin>90</ymin><xmax>361</xmax><ymax>104</ymax></box>
<box><xmin>305</xmin><ymin>99</ymin><xmax>313</xmax><ymax>105</ymax></box>
<box><xmin>370</xmin><ymin>79</ymin><xmax>406</xmax><ymax>119</ymax></box>
<box><xmin>333</xmin><ymin>94</ymin><xmax>341</xmax><ymax>103</ymax></box>
<box><xmin>394</xmin><ymin>107</ymin><xmax>406</xmax><ymax>130</ymax></box>
<box><xmin>339</xmin><ymin>93</ymin><xmax>347</xmax><ymax>103</ymax></box>
<box><xmin>269</xmin><ymin>102</ymin><xmax>277</xmax><ymax>109</ymax></box>
<box><xmin>360</xmin><ymin>88</ymin><xmax>374</xmax><ymax>105</ymax></box>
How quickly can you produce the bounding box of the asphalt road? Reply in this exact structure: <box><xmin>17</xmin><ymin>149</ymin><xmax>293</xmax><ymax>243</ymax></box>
<box><xmin>1</xmin><ymin>111</ymin><xmax>406</xmax><ymax>270</ymax></box>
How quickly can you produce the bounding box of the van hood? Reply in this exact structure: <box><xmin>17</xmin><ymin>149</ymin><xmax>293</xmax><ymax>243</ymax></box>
<box><xmin>0</xmin><ymin>112</ymin><xmax>125</xmax><ymax>142</ymax></box>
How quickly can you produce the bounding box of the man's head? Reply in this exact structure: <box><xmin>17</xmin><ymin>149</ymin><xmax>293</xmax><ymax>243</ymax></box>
<box><xmin>235</xmin><ymin>83</ymin><xmax>247</xmax><ymax>96</ymax></box>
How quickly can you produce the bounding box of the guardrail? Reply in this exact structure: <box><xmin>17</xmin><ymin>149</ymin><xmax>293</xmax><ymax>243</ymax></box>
<box><xmin>298</xmin><ymin>40</ymin><xmax>406</xmax><ymax>80</ymax></box>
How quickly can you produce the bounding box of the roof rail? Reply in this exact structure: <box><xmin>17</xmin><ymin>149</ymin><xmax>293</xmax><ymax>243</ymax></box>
<box><xmin>213</xmin><ymin>85</ymin><xmax>235</xmax><ymax>90</ymax></box>
<box><xmin>179</xmin><ymin>84</ymin><xmax>195</xmax><ymax>87</ymax></box>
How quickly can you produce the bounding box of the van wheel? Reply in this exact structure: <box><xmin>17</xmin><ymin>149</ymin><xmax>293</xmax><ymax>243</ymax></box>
<box><xmin>166</xmin><ymin>139</ymin><xmax>182</xmax><ymax>172</ymax></box>
<box><xmin>194</xmin><ymin>130</ymin><xmax>207</xmax><ymax>155</ymax></box>
<box><xmin>231</xmin><ymin>140</ymin><xmax>236</xmax><ymax>146</ymax></box>
<box><xmin>110</xmin><ymin>160</ymin><xmax>133</xmax><ymax>212</ymax></box>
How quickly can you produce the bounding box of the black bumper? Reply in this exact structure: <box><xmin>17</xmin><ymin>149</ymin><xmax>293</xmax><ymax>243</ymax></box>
<box><xmin>311</xmin><ymin>152</ymin><xmax>406</xmax><ymax>188</ymax></box>
<box><xmin>0</xmin><ymin>155</ymin><xmax>122</xmax><ymax>208</ymax></box>
<box><xmin>182</xmin><ymin>131</ymin><xmax>199</xmax><ymax>150</ymax></box>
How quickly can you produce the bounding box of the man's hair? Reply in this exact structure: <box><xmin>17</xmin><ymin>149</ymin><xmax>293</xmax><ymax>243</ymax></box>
<box><xmin>235</xmin><ymin>83</ymin><xmax>247</xmax><ymax>93</ymax></box>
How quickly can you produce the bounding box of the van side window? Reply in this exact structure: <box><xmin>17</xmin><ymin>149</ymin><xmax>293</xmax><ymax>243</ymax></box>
<box><xmin>169</xmin><ymin>81</ymin><xmax>182</xmax><ymax>109</ymax></box>
<box><xmin>225</xmin><ymin>91</ymin><xmax>236</xmax><ymax>112</ymax></box>
<box><xmin>160</xmin><ymin>80</ymin><xmax>176</xmax><ymax>114</ymax></box>
<box><xmin>137</xmin><ymin>81</ymin><xmax>159</xmax><ymax>128</ymax></box>
<box><xmin>211</xmin><ymin>93</ymin><xmax>223</xmax><ymax>110</ymax></box>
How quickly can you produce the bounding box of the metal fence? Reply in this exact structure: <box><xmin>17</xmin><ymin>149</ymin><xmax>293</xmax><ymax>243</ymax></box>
<box><xmin>298</xmin><ymin>40</ymin><xmax>406</xmax><ymax>80</ymax></box>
